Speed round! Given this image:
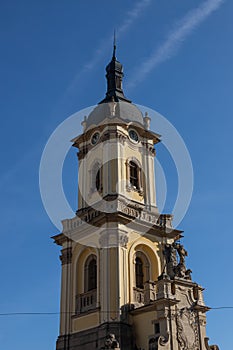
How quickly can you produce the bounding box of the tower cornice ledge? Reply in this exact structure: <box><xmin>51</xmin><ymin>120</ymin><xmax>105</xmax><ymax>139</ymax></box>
<box><xmin>130</xmin><ymin>298</ymin><xmax>180</xmax><ymax>315</ymax></box>
<box><xmin>72</xmin><ymin>120</ymin><xmax>161</xmax><ymax>150</ymax></box>
<box><xmin>52</xmin><ymin>232</ymin><xmax>72</xmax><ymax>246</ymax></box>
<box><xmin>61</xmin><ymin>202</ymin><xmax>182</xmax><ymax>240</ymax></box>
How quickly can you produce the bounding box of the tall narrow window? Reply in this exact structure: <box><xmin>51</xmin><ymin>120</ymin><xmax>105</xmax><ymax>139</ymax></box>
<box><xmin>135</xmin><ymin>257</ymin><xmax>144</xmax><ymax>289</ymax></box>
<box><xmin>85</xmin><ymin>255</ymin><xmax>97</xmax><ymax>292</ymax></box>
<box><xmin>88</xmin><ymin>258</ymin><xmax>97</xmax><ymax>291</ymax></box>
<box><xmin>91</xmin><ymin>162</ymin><xmax>102</xmax><ymax>193</ymax></box>
<box><xmin>96</xmin><ymin>169</ymin><xmax>101</xmax><ymax>192</ymax></box>
<box><xmin>129</xmin><ymin>161</ymin><xmax>139</xmax><ymax>189</ymax></box>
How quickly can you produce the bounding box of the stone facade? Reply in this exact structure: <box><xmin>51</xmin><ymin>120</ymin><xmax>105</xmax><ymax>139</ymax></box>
<box><xmin>56</xmin><ymin>322</ymin><xmax>132</xmax><ymax>350</ymax></box>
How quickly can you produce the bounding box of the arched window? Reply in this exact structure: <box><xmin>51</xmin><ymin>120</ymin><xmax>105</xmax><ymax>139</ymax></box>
<box><xmin>126</xmin><ymin>159</ymin><xmax>143</xmax><ymax>193</ymax></box>
<box><xmin>91</xmin><ymin>162</ymin><xmax>102</xmax><ymax>193</ymax></box>
<box><xmin>135</xmin><ymin>257</ymin><xmax>144</xmax><ymax>289</ymax></box>
<box><xmin>129</xmin><ymin>161</ymin><xmax>139</xmax><ymax>189</ymax></box>
<box><xmin>85</xmin><ymin>255</ymin><xmax>97</xmax><ymax>292</ymax></box>
<box><xmin>96</xmin><ymin>169</ymin><xmax>101</xmax><ymax>192</ymax></box>
<box><xmin>88</xmin><ymin>258</ymin><xmax>97</xmax><ymax>291</ymax></box>
<box><xmin>134</xmin><ymin>251</ymin><xmax>150</xmax><ymax>290</ymax></box>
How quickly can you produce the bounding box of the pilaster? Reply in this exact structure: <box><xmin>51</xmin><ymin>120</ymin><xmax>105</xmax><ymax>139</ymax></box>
<box><xmin>99</xmin><ymin>228</ymin><xmax>129</xmax><ymax>323</ymax></box>
<box><xmin>59</xmin><ymin>243</ymin><xmax>73</xmax><ymax>337</ymax></box>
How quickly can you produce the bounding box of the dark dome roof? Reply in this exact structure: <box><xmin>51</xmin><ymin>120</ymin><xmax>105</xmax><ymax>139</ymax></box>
<box><xmin>86</xmin><ymin>101</ymin><xmax>143</xmax><ymax>129</ymax></box>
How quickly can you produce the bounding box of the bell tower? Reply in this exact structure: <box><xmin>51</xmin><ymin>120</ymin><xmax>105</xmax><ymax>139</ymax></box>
<box><xmin>53</xmin><ymin>45</ymin><xmax>219</xmax><ymax>350</ymax></box>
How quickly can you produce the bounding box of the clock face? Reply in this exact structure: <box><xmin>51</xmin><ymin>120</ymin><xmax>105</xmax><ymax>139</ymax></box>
<box><xmin>91</xmin><ymin>132</ymin><xmax>100</xmax><ymax>145</ymax></box>
<box><xmin>129</xmin><ymin>129</ymin><xmax>139</xmax><ymax>142</ymax></box>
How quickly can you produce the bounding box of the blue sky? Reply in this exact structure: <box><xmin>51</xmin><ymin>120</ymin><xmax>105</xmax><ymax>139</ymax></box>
<box><xmin>0</xmin><ymin>0</ymin><xmax>232</xmax><ymax>349</ymax></box>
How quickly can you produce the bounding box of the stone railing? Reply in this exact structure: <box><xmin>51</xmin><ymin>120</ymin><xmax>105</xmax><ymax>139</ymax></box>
<box><xmin>76</xmin><ymin>289</ymin><xmax>97</xmax><ymax>314</ymax></box>
<box><xmin>144</xmin><ymin>281</ymin><xmax>157</xmax><ymax>304</ymax></box>
<box><xmin>133</xmin><ymin>281</ymin><xmax>157</xmax><ymax>306</ymax></box>
<box><xmin>156</xmin><ymin>214</ymin><xmax>173</xmax><ymax>228</ymax></box>
<box><xmin>133</xmin><ymin>287</ymin><xmax>145</xmax><ymax>304</ymax></box>
<box><xmin>62</xmin><ymin>199</ymin><xmax>166</xmax><ymax>233</ymax></box>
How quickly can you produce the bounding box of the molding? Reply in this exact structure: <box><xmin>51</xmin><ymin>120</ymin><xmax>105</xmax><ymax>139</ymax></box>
<box><xmin>60</xmin><ymin>247</ymin><xmax>72</xmax><ymax>265</ymax></box>
<box><xmin>141</xmin><ymin>140</ymin><xmax>156</xmax><ymax>156</ymax></box>
<box><xmin>61</xmin><ymin>200</ymin><xmax>182</xmax><ymax>244</ymax></box>
<box><xmin>76</xmin><ymin>126</ymin><xmax>158</xmax><ymax>160</ymax></box>
<box><xmin>158</xmin><ymin>333</ymin><xmax>170</xmax><ymax>348</ymax></box>
<box><xmin>98</xmin><ymin>229</ymin><xmax>129</xmax><ymax>248</ymax></box>
<box><xmin>52</xmin><ymin>233</ymin><xmax>71</xmax><ymax>246</ymax></box>
<box><xmin>176</xmin><ymin>307</ymin><xmax>199</xmax><ymax>350</ymax></box>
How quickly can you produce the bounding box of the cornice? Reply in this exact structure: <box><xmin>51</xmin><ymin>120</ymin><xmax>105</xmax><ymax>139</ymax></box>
<box><xmin>61</xmin><ymin>197</ymin><xmax>182</xmax><ymax>242</ymax></box>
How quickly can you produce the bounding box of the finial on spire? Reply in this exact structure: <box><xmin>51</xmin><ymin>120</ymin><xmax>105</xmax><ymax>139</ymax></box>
<box><xmin>113</xmin><ymin>29</ymin><xmax>116</xmax><ymax>59</ymax></box>
<box><xmin>98</xmin><ymin>33</ymin><xmax>131</xmax><ymax>104</ymax></box>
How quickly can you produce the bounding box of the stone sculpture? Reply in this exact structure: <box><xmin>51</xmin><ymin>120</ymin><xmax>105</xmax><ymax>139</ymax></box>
<box><xmin>102</xmin><ymin>333</ymin><xmax>120</xmax><ymax>349</ymax></box>
<box><xmin>163</xmin><ymin>242</ymin><xmax>192</xmax><ymax>280</ymax></box>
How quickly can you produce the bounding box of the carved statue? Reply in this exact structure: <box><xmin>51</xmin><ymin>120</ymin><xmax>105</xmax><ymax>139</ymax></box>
<box><xmin>109</xmin><ymin>96</ymin><xmax>117</xmax><ymax>117</ymax></box>
<box><xmin>185</xmin><ymin>268</ymin><xmax>192</xmax><ymax>280</ymax></box>
<box><xmin>164</xmin><ymin>243</ymin><xmax>177</xmax><ymax>278</ymax></box>
<box><xmin>81</xmin><ymin>115</ymin><xmax>87</xmax><ymax>132</ymax></box>
<box><xmin>174</xmin><ymin>262</ymin><xmax>186</xmax><ymax>279</ymax></box>
<box><xmin>163</xmin><ymin>242</ymin><xmax>192</xmax><ymax>280</ymax></box>
<box><xmin>149</xmin><ymin>337</ymin><xmax>157</xmax><ymax>350</ymax></box>
<box><xmin>173</xmin><ymin>243</ymin><xmax>192</xmax><ymax>279</ymax></box>
<box><xmin>174</xmin><ymin>243</ymin><xmax>187</xmax><ymax>264</ymax></box>
<box><xmin>103</xmin><ymin>333</ymin><xmax>120</xmax><ymax>349</ymax></box>
<box><xmin>204</xmin><ymin>337</ymin><xmax>219</xmax><ymax>350</ymax></box>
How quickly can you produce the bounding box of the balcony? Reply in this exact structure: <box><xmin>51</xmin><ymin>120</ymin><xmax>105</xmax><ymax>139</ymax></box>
<box><xmin>133</xmin><ymin>281</ymin><xmax>157</xmax><ymax>306</ymax></box>
<box><xmin>133</xmin><ymin>287</ymin><xmax>145</xmax><ymax>304</ymax></box>
<box><xmin>76</xmin><ymin>289</ymin><xmax>98</xmax><ymax>314</ymax></box>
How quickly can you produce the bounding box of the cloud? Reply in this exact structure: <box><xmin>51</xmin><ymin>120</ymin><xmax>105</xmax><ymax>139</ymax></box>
<box><xmin>118</xmin><ymin>0</ymin><xmax>152</xmax><ymax>36</ymax></box>
<box><xmin>65</xmin><ymin>0</ymin><xmax>152</xmax><ymax>92</ymax></box>
<box><xmin>83</xmin><ymin>0</ymin><xmax>152</xmax><ymax>70</ymax></box>
<box><xmin>84</xmin><ymin>0</ymin><xmax>152</xmax><ymax>70</ymax></box>
<box><xmin>126</xmin><ymin>0</ymin><xmax>225</xmax><ymax>90</ymax></box>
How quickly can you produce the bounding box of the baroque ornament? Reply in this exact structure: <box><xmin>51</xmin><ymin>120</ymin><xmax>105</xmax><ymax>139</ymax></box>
<box><xmin>176</xmin><ymin>308</ymin><xmax>199</xmax><ymax>350</ymax></box>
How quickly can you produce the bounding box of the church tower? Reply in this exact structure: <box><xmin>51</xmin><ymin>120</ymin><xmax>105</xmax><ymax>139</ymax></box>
<box><xmin>53</xmin><ymin>45</ymin><xmax>219</xmax><ymax>350</ymax></box>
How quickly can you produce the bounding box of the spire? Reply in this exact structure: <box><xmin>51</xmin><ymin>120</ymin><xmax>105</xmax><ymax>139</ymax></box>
<box><xmin>99</xmin><ymin>34</ymin><xmax>131</xmax><ymax>104</ymax></box>
<box><xmin>112</xmin><ymin>29</ymin><xmax>116</xmax><ymax>60</ymax></box>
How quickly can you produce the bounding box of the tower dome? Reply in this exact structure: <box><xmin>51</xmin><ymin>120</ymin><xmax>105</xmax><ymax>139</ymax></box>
<box><xmin>86</xmin><ymin>42</ymin><xmax>144</xmax><ymax>129</ymax></box>
<box><xmin>85</xmin><ymin>101</ymin><xmax>144</xmax><ymax>129</ymax></box>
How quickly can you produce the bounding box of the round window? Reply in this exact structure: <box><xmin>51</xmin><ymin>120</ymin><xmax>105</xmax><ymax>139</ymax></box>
<box><xmin>129</xmin><ymin>129</ymin><xmax>139</xmax><ymax>142</ymax></box>
<box><xmin>91</xmin><ymin>132</ymin><xmax>100</xmax><ymax>145</ymax></box>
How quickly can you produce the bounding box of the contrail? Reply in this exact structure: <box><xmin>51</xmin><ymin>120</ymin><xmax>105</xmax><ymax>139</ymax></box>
<box><xmin>118</xmin><ymin>0</ymin><xmax>152</xmax><ymax>36</ymax></box>
<box><xmin>126</xmin><ymin>0</ymin><xmax>225</xmax><ymax>90</ymax></box>
<box><xmin>84</xmin><ymin>0</ymin><xmax>152</xmax><ymax>70</ymax></box>
<box><xmin>66</xmin><ymin>0</ymin><xmax>152</xmax><ymax>90</ymax></box>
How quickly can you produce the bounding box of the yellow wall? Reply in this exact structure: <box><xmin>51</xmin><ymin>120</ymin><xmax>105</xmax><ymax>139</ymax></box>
<box><xmin>109</xmin><ymin>248</ymin><xmax>119</xmax><ymax>319</ymax></box>
<box><xmin>72</xmin><ymin>311</ymin><xmax>100</xmax><ymax>332</ymax></box>
<box><xmin>132</xmin><ymin>310</ymin><xmax>158</xmax><ymax>349</ymax></box>
<box><xmin>79</xmin><ymin>124</ymin><xmax>156</xmax><ymax>207</ymax></box>
<box><xmin>72</xmin><ymin>245</ymin><xmax>98</xmax><ymax>295</ymax></box>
